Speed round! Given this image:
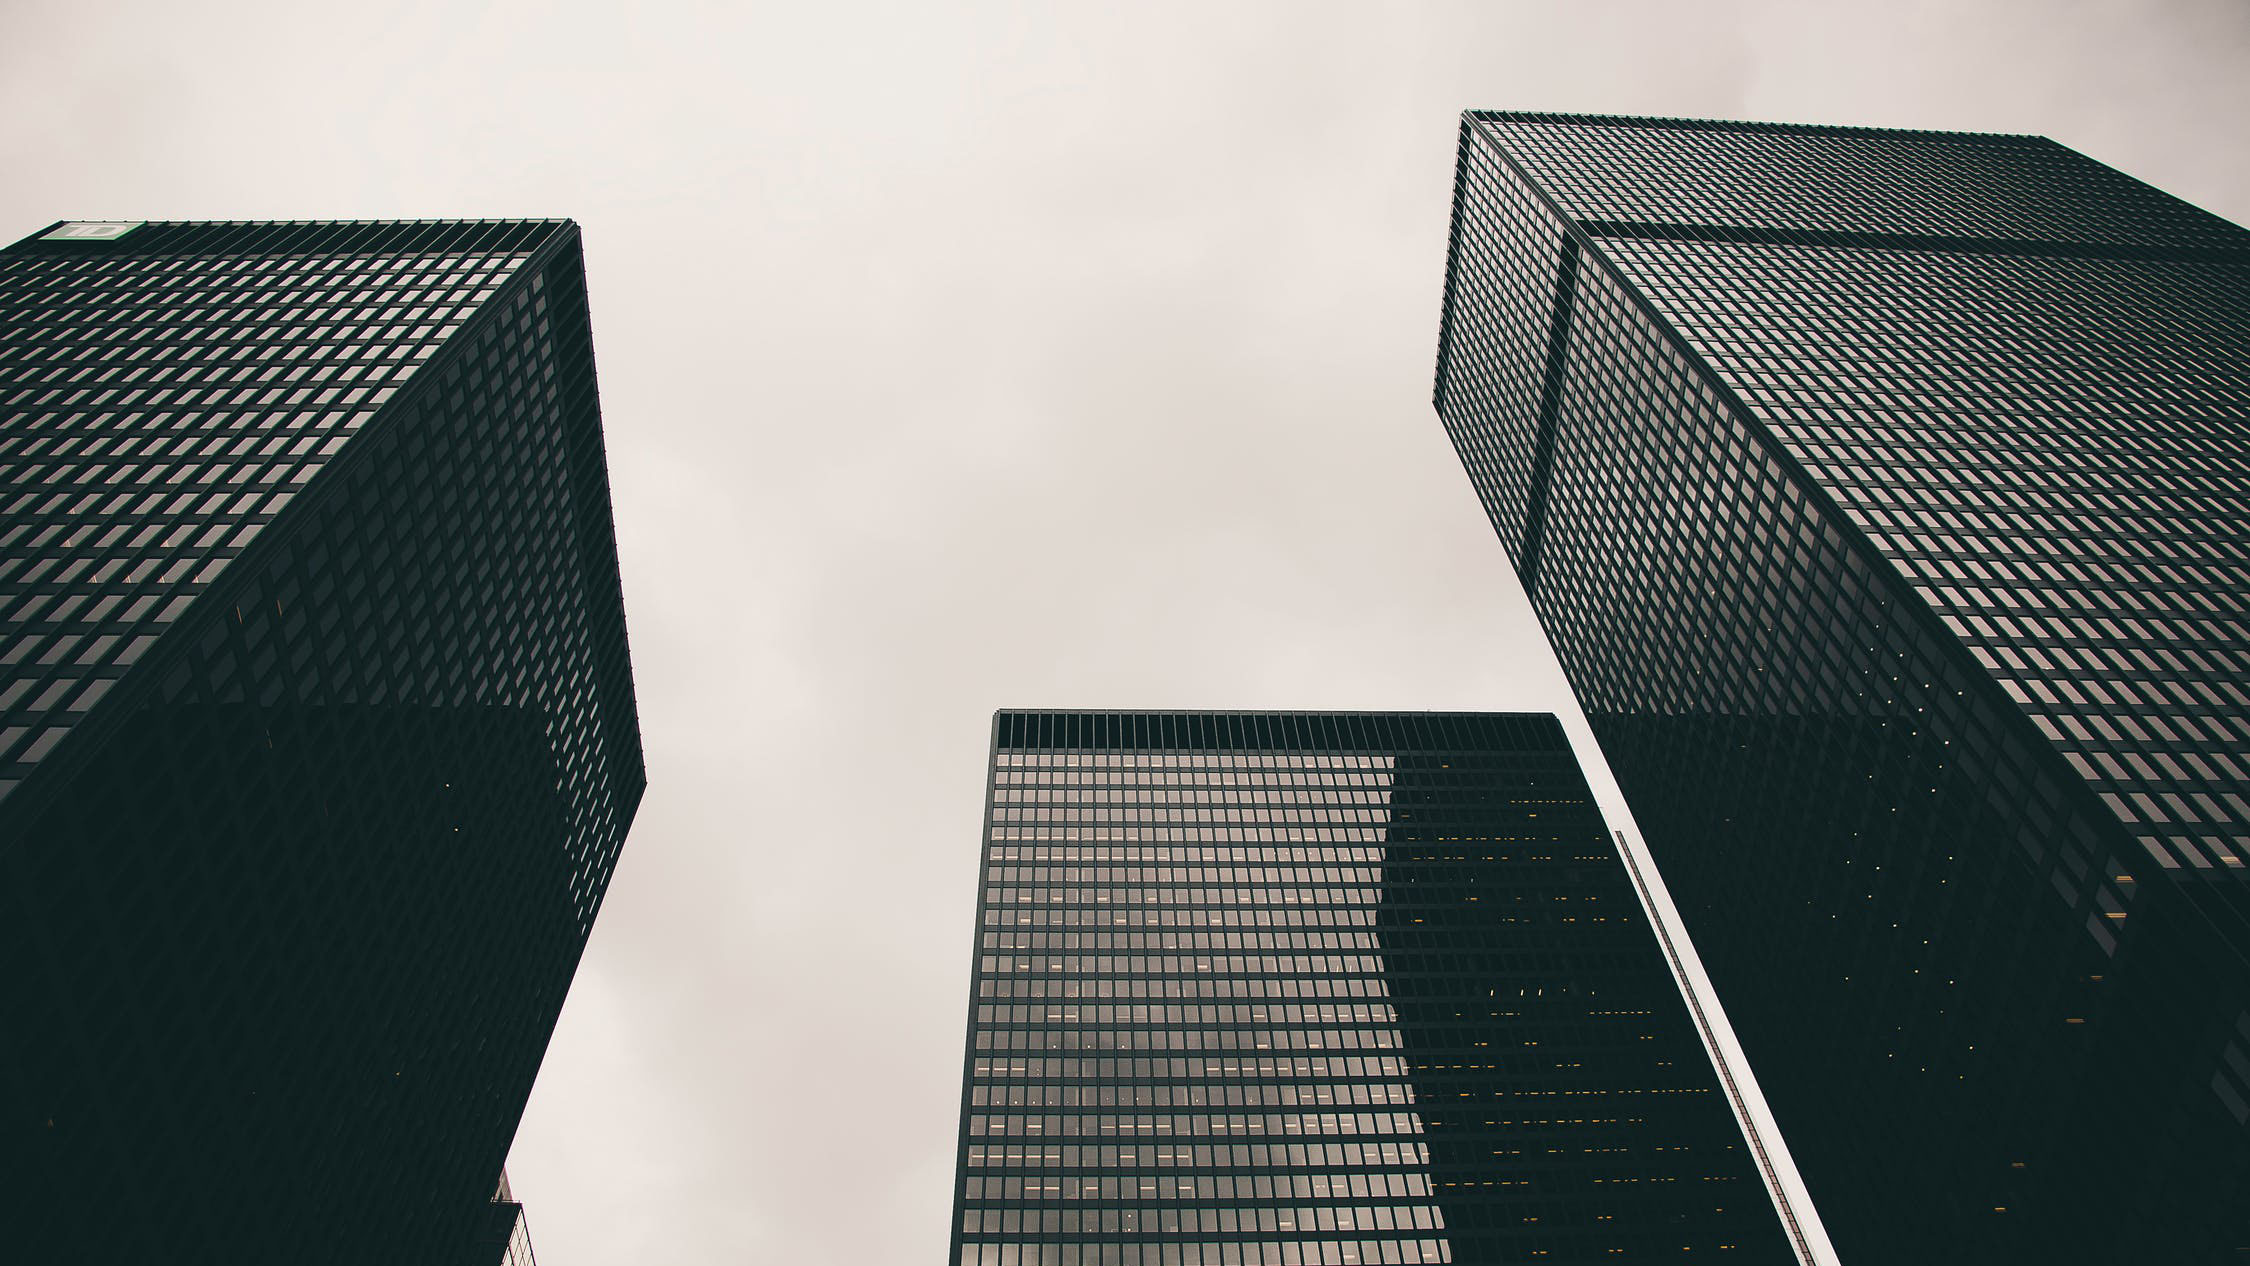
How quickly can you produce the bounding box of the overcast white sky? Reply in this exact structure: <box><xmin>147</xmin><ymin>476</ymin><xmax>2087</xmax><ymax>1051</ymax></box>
<box><xmin>7</xmin><ymin>1</ymin><xmax>2249</xmax><ymax>1261</ymax></box>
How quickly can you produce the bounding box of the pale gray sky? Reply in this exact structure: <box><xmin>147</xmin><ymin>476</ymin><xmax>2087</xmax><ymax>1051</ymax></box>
<box><xmin>6</xmin><ymin>1</ymin><xmax>2248</xmax><ymax>1261</ymax></box>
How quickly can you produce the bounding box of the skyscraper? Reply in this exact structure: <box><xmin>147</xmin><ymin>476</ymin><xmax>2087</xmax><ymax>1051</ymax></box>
<box><xmin>0</xmin><ymin>220</ymin><xmax>643</xmax><ymax>1264</ymax></box>
<box><xmin>474</xmin><ymin>1171</ymin><xmax>543</xmax><ymax>1266</ymax></box>
<box><xmin>950</xmin><ymin>709</ymin><xmax>1814</xmax><ymax>1266</ymax></box>
<box><xmin>1433</xmin><ymin>113</ymin><xmax>2250</xmax><ymax>1261</ymax></box>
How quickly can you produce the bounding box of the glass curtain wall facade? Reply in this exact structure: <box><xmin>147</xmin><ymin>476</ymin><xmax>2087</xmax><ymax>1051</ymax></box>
<box><xmin>1433</xmin><ymin>113</ymin><xmax>2250</xmax><ymax>1261</ymax></box>
<box><xmin>0</xmin><ymin>220</ymin><xmax>644</xmax><ymax>1264</ymax></box>
<box><xmin>474</xmin><ymin>1171</ymin><xmax>542</xmax><ymax>1266</ymax></box>
<box><xmin>949</xmin><ymin>710</ymin><xmax>1805</xmax><ymax>1266</ymax></box>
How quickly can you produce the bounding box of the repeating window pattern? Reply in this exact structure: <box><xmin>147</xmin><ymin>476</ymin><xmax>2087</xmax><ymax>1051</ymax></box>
<box><xmin>1434</xmin><ymin>114</ymin><xmax>2250</xmax><ymax>1262</ymax></box>
<box><xmin>1464</xmin><ymin>115</ymin><xmax>2250</xmax><ymax>877</ymax></box>
<box><xmin>1599</xmin><ymin>235</ymin><xmax>2250</xmax><ymax>877</ymax></box>
<box><xmin>0</xmin><ymin>223</ymin><xmax>540</xmax><ymax>798</ymax></box>
<box><xmin>1432</xmin><ymin>134</ymin><xmax>1573</xmax><ymax>568</ymax></box>
<box><xmin>0</xmin><ymin>220</ymin><xmax>643</xmax><ymax>1264</ymax></box>
<box><xmin>1477</xmin><ymin>114</ymin><xmax>2244</xmax><ymax>251</ymax></box>
<box><xmin>479</xmin><ymin>1172</ymin><xmax>541</xmax><ymax>1266</ymax></box>
<box><xmin>950</xmin><ymin>711</ymin><xmax>1797</xmax><ymax>1266</ymax></box>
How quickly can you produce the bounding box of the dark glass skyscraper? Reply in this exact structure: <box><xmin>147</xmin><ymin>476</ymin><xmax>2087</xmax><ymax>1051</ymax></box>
<box><xmin>950</xmin><ymin>710</ymin><xmax>1810</xmax><ymax>1266</ymax></box>
<box><xmin>0</xmin><ymin>220</ymin><xmax>643</xmax><ymax>1264</ymax></box>
<box><xmin>1433</xmin><ymin>114</ymin><xmax>2250</xmax><ymax>1261</ymax></box>
<box><xmin>475</xmin><ymin>1171</ymin><xmax>543</xmax><ymax>1266</ymax></box>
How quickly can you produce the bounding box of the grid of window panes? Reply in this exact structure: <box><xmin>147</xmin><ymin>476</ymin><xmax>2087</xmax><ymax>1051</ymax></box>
<box><xmin>485</xmin><ymin>1172</ymin><xmax>541</xmax><ymax>1266</ymax></box>
<box><xmin>0</xmin><ymin>220</ymin><xmax>643</xmax><ymax>1265</ymax></box>
<box><xmin>950</xmin><ymin>711</ymin><xmax>1797</xmax><ymax>1266</ymax></box>
<box><xmin>1462</xmin><ymin>115</ymin><xmax>2250</xmax><ymax>878</ymax></box>
<box><xmin>0</xmin><ymin>223</ymin><xmax>550</xmax><ymax>800</ymax></box>
<box><xmin>1432</xmin><ymin>114</ymin><xmax>2250</xmax><ymax>1263</ymax></box>
<box><xmin>1597</xmin><ymin>223</ymin><xmax>2250</xmax><ymax>882</ymax></box>
<box><xmin>1475</xmin><ymin>114</ymin><xmax>2244</xmax><ymax>250</ymax></box>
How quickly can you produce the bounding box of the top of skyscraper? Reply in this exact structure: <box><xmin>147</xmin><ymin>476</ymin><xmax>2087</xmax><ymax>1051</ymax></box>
<box><xmin>0</xmin><ymin>218</ymin><xmax>585</xmax><ymax>801</ymax></box>
<box><xmin>8</xmin><ymin>217</ymin><xmax>569</xmax><ymax>255</ymax></box>
<box><xmin>1</xmin><ymin>215</ymin><xmax>641</xmax><ymax>1261</ymax></box>
<box><xmin>992</xmin><ymin>707</ymin><xmax>1574</xmax><ymax>752</ymax></box>
<box><xmin>1463</xmin><ymin>111</ymin><xmax>2250</xmax><ymax>253</ymax></box>
<box><xmin>1441</xmin><ymin>111</ymin><xmax>2250</xmax><ymax>881</ymax></box>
